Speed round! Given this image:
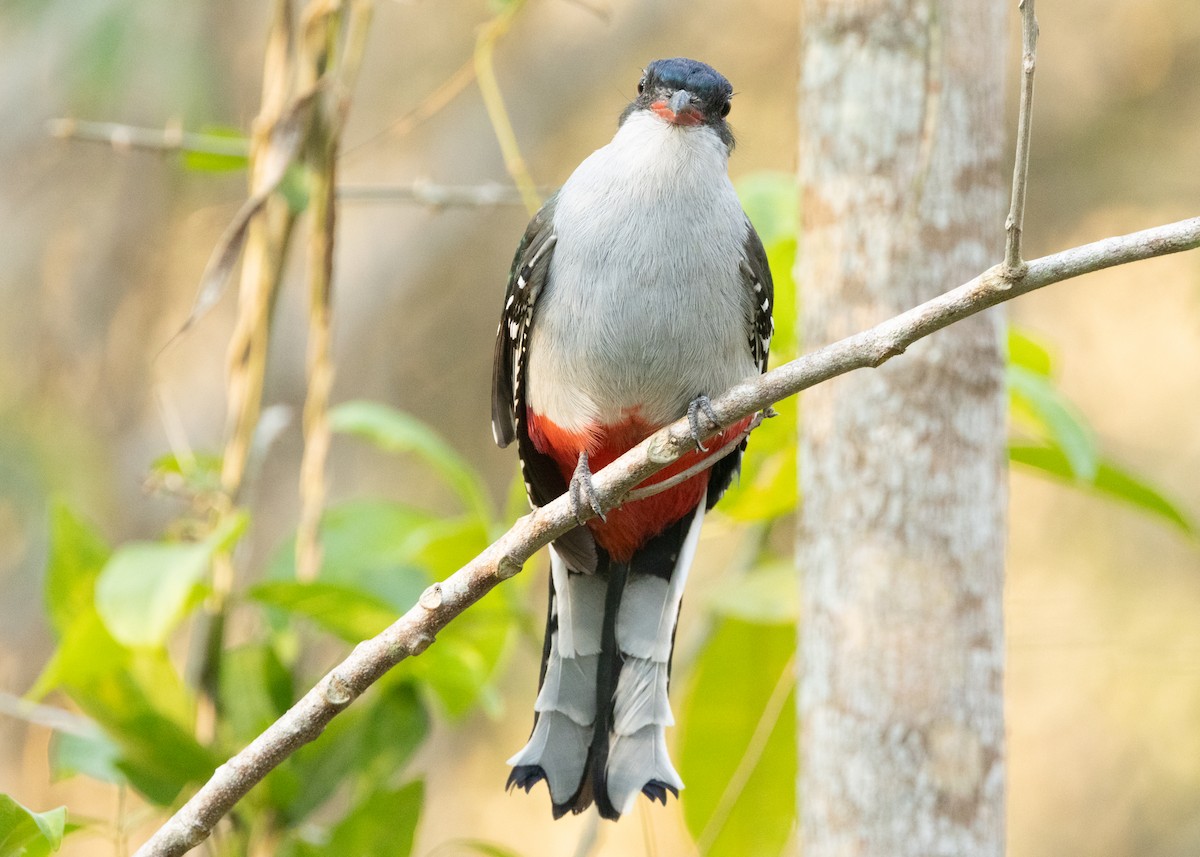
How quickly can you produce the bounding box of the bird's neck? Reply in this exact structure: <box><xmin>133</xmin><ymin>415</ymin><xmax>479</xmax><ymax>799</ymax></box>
<box><xmin>605</xmin><ymin>110</ymin><xmax>730</xmax><ymax>178</ymax></box>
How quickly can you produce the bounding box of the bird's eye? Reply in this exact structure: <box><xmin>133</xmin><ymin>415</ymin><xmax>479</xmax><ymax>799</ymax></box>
<box><xmin>719</xmin><ymin>100</ymin><xmax>731</xmax><ymax>117</ymax></box>
<box><xmin>637</xmin><ymin>78</ymin><xmax>645</xmax><ymax>94</ymax></box>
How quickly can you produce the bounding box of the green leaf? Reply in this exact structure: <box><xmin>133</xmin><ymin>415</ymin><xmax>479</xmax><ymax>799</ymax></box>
<box><xmin>326</xmin><ymin>781</ymin><xmax>423</xmax><ymax>857</ymax></box>
<box><xmin>354</xmin><ymin>682</ymin><xmax>430</xmax><ymax>788</ymax></box>
<box><xmin>278</xmin><ymin>163</ymin><xmax>311</xmax><ymax>214</ymax></box>
<box><xmin>44</xmin><ymin>502</ymin><xmax>109</xmax><ymax>639</ymax></box>
<box><xmin>95</xmin><ymin>541</ymin><xmax>213</xmax><ymax>647</ymax></box>
<box><xmin>260</xmin><ymin>499</ymin><xmax>513</xmax><ymax>717</ymax></box>
<box><xmin>264</xmin><ymin>500</ymin><xmax>439</xmax><ymax>609</ymax></box>
<box><xmin>148</xmin><ymin>450</ymin><xmax>223</xmax><ymax>481</ymax></box>
<box><xmin>267</xmin><ymin>679</ymin><xmax>429</xmax><ymax>825</ymax></box>
<box><xmin>35</xmin><ymin>509</ymin><xmax>217</xmax><ymax>805</ymax></box>
<box><xmin>249</xmin><ymin>581</ymin><xmax>397</xmax><ymax>642</ymax></box>
<box><xmin>330</xmin><ymin>401</ymin><xmax>493</xmax><ymax>522</ymax></box>
<box><xmin>402</xmin><ymin>515</ymin><xmax>491</xmax><ymax>577</ymax></box>
<box><xmin>218</xmin><ymin>644</ymin><xmax>294</xmax><ymax>744</ymax></box>
<box><xmin>180</xmin><ymin>126</ymin><xmax>250</xmax><ymax>173</ymax></box>
<box><xmin>94</xmin><ymin>513</ymin><xmax>247</xmax><ymax>647</ymax></box>
<box><xmin>407</xmin><ymin>582</ymin><xmax>512</xmax><ymax>718</ymax></box>
<box><xmin>737</xmin><ymin>172</ymin><xmax>796</xmax><ymax>248</ymax></box>
<box><xmin>0</xmin><ymin>796</ymin><xmax>65</xmax><ymax>857</ymax></box>
<box><xmin>503</xmin><ymin>470</ymin><xmax>532</xmax><ymax>527</ymax></box>
<box><xmin>49</xmin><ymin>731</ymin><xmax>125</xmax><ymax>786</ymax></box>
<box><xmin>29</xmin><ymin>613</ymin><xmax>214</xmax><ymax>806</ymax></box>
<box><xmin>706</xmin><ymin>562</ymin><xmax>798</xmax><ymax>623</ymax></box>
<box><xmin>1007</xmin><ymin>327</ymin><xmax>1054</xmax><ymax>376</ymax></box>
<box><xmin>679</xmin><ymin>618</ymin><xmax>796</xmax><ymax>857</ymax></box>
<box><xmin>716</xmin><ymin>397</ymin><xmax>797</xmax><ymax>521</ymax></box>
<box><xmin>737</xmin><ymin>172</ymin><xmax>797</xmax><ymax>362</ymax></box>
<box><xmin>1008</xmin><ymin>364</ymin><xmax>1099</xmax><ymax>481</ymax></box>
<box><xmin>440</xmin><ymin>841</ymin><xmax>525</xmax><ymax>857</ymax></box>
<box><xmin>710</xmin><ymin>173</ymin><xmax>800</xmax><ymax>525</ymax></box>
<box><xmin>1010</xmin><ymin>444</ymin><xmax>1196</xmax><ymax>535</ymax></box>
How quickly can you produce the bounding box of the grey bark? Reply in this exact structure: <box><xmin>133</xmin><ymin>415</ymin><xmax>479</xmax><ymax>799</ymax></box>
<box><xmin>797</xmin><ymin>2</ymin><xmax>1009</xmax><ymax>856</ymax></box>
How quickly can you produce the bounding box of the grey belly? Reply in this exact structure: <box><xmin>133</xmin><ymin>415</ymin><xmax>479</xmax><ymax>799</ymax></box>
<box><xmin>527</xmin><ymin>271</ymin><xmax>755</xmax><ymax>430</ymax></box>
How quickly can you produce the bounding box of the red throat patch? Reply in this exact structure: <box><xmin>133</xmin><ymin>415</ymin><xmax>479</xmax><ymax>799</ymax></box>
<box><xmin>649</xmin><ymin>101</ymin><xmax>704</xmax><ymax>127</ymax></box>
<box><xmin>527</xmin><ymin>409</ymin><xmax>752</xmax><ymax>562</ymax></box>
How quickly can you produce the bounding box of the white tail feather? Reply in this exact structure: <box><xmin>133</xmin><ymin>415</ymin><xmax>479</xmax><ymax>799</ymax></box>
<box><xmin>550</xmin><ymin>548</ymin><xmax>606</xmax><ymax>657</ymax></box>
<box><xmin>615</xmin><ymin>576</ymin><xmax>670</xmax><ymax>660</ymax></box>
<box><xmin>549</xmin><ymin>547</ymin><xmax>576</xmax><ymax>655</ymax></box>
<box><xmin>612</xmin><ymin>656</ymin><xmax>673</xmax><ymax>734</ymax></box>
<box><xmin>606</xmin><ymin>724</ymin><xmax>684</xmax><ymax>815</ymax></box>
<box><xmin>614</xmin><ymin>504</ymin><xmax>705</xmax><ymax>661</ymax></box>
<box><xmin>534</xmin><ymin>635</ymin><xmax>598</xmax><ymax>726</ymax></box>
<box><xmin>507</xmin><ymin>709</ymin><xmax>591</xmax><ymax>805</ymax></box>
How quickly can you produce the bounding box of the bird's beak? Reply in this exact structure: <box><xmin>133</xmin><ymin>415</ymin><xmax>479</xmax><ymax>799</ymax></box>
<box><xmin>651</xmin><ymin>89</ymin><xmax>704</xmax><ymax>126</ymax></box>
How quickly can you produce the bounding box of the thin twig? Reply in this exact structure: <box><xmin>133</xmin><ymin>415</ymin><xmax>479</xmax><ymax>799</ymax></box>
<box><xmin>131</xmin><ymin>214</ymin><xmax>1200</xmax><ymax>857</ymax></box>
<box><xmin>0</xmin><ymin>690</ymin><xmax>102</xmax><ymax>739</ymax></box>
<box><xmin>561</xmin><ymin>0</ymin><xmax>612</xmax><ymax>22</ymax></box>
<box><xmin>474</xmin><ymin>0</ymin><xmax>541</xmax><ymax>215</ymax></box>
<box><xmin>624</xmin><ymin>412</ymin><xmax>764</xmax><ymax>503</ymax></box>
<box><xmin>337</xmin><ymin>180</ymin><xmax>556</xmax><ymax>206</ymax></box>
<box><xmin>294</xmin><ymin>0</ymin><xmax>344</xmax><ymax>584</ymax></box>
<box><xmin>341</xmin><ymin>56</ymin><xmax>475</xmax><ymax>158</ymax></box>
<box><xmin>295</xmin><ymin>0</ymin><xmax>373</xmax><ymax>583</ymax></box>
<box><xmin>342</xmin><ymin>0</ymin><xmax>532</xmax><ymax>160</ymax></box>
<box><xmin>1004</xmin><ymin>0</ymin><xmax>1039</xmax><ymax>274</ymax></box>
<box><xmin>46</xmin><ymin>118</ymin><xmax>249</xmax><ymax>158</ymax></box>
<box><xmin>43</xmin><ymin>119</ymin><xmax>546</xmax><ymax>208</ymax></box>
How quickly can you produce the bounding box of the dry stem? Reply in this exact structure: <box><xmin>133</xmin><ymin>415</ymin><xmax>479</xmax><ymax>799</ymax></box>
<box><xmin>1004</xmin><ymin>0</ymin><xmax>1040</xmax><ymax>274</ymax></box>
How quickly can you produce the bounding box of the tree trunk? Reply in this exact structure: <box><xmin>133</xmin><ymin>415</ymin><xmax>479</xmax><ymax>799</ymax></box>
<box><xmin>796</xmin><ymin>2</ymin><xmax>1008</xmax><ymax>856</ymax></box>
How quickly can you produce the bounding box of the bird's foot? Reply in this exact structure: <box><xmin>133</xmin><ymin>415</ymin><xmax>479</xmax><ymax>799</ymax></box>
<box><xmin>687</xmin><ymin>394</ymin><xmax>722</xmax><ymax>452</ymax></box>
<box><xmin>568</xmin><ymin>451</ymin><xmax>606</xmax><ymax>525</ymax></box>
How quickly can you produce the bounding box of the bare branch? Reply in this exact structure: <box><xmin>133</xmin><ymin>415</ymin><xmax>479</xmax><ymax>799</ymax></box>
<box><xmin>132</xmin><ymin>213</ymin><xmax>1200</xmax><ymax>857</ymax></box>
<box><xmin>46</xmin><ymin>118</ymin><xmax>249</xmax><ymax>158</ymax></box>
<box><xmin>337</xmin><ymin>180</ymin><xmax>554</xmax><ymax>206</ymax></box>
<box><xmin>0</xmin><ymin>691</ymin><xmax>102</xmax><ymax>740</ymax></box>
<box><xmin>48</xmin><ymin>120</ymin><xmax>547</xmax><ymax>208</ymax></box>
<box><xmin>1004</xmin><ymin>0</ymin><xmax>1040</xmax><ymax>274</ymax></box>
<box><xmin>624</xmin><ymin>411</ymin><xmax>765</xmax><ymax>503</ymax></box>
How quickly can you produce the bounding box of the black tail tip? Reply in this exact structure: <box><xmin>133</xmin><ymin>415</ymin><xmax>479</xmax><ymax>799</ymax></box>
<box><xmin>506</xmin><ymin>765</ymin><xmax>546</xmax><ymax>794</ymax></box>
<box><xmin>508</xmin><ymin>768</ymin><xmax>681</xmax><ymax>818</ymax></box>
<box><xmin>641</xmin><ymin>780</ymin><xmax>680</xmax><ymax>806</ymax></box>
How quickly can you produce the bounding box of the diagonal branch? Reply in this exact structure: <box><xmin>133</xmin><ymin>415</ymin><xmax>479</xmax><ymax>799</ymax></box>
<box><xmin>132</xmin><ymin>213</ymin><xmax>1200</xmax><ymax>857</ymax></box>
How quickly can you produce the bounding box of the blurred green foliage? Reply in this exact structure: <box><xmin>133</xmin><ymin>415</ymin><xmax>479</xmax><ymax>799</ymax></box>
<box><xmin>1</xmin><ymin>163</ymin><xmax>1194</xmax><ymax>857</ymax></box>
<box><xmin>10</xmin><ymin>409</ymin><xmax>506</xmax><ymax>854</ymax></box>
<box><xmin>0</xmin><ymin>796</ymin><xmax>65</xmax><ymax>857</ymax></box>
<box><xmin>1008</xmin><ymin>329</ymin><xmax>1195</xmax><ymax>534</ymax></box>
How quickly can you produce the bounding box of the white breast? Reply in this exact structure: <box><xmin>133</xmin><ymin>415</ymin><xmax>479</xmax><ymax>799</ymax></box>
<box><xmin>527</xmin><ymin>111</ymin><xmax>757</xmax><ymax>432</ymax></box>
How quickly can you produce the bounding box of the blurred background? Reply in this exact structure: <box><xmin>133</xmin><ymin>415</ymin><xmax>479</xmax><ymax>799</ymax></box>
<box><xmin>0</xmin><ymin>0</ymin><xmax>1198</xmax><ymax>855</ymax></box>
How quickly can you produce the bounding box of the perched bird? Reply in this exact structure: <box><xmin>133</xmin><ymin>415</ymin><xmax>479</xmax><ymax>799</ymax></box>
<box><xmin>491</xmin><ymin>57</ymin><xmax>773</xmax><ymax>820</ymax></box>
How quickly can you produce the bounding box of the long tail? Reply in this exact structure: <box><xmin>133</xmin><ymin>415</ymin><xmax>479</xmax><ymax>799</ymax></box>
<box><xmin>507</xmin><ymin>503</ymin><xmax>705</xmax><ymax>819</ymax></box>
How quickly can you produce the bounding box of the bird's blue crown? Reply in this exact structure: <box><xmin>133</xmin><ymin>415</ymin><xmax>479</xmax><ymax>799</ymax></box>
<box><xmin>645</xmin><ymin>58</ymin><xmax>732</xmax><ymax>100</ymax></box>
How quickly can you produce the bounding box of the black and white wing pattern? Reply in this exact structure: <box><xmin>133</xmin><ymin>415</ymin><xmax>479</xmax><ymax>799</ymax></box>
<box><xmin>491</xmin><ymin>195</ymin><xmax>597</xmax><ymax>572</ymax></box>
<box><xmin>706</xmin><ymin>218</ymin><xmax>774</xmax><ymax>508</ymax></box>
<box><xmin>492</xmin><ymin>194</ymin><xmax>558</xmax><ymax>450</ymax></box>
<box><xmin>743</xmin><ymin>221</ymin><xmax>775</xmax><ymax>375</ymax></box>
